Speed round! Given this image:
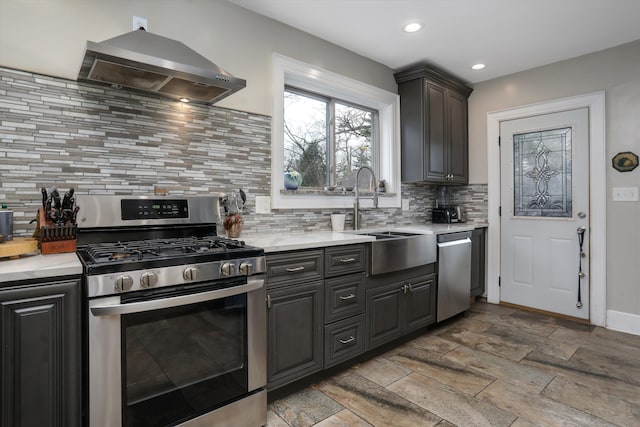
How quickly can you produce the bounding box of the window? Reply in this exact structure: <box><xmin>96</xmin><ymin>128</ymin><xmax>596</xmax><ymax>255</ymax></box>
<box><xmin>284</xmin><ymin>87</ymin><xmax>377</xmax><ymax>188</ymax></box>
<box><xmin>271</xmin><ymin>54</ymin><xmax>401</xmax><ymax>209</ymax></box>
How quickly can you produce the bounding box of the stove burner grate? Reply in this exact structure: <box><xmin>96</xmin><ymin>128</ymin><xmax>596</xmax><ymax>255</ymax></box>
<box><xmin>83</xmin><ymin>236</ymin><xmax>248</xmax><ymax>264</ymax></box>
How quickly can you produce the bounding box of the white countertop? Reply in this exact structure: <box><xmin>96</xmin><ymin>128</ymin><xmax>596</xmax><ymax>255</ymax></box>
<box><xmin>0</xmin><ymin>223</ymin><xmax>488</xmax><ymax>280</ymax></box>
<box><xmin>240</xmin><ymin>223</ymin><xmax>487</xmax><ymax>253</ymax></box>
<box><xmin>241</xmin><ymin>231</ymin><xmax>376</xmax><ymax>253</ymax></box>
<box><xmin>0</xmin><ymin>252</ymin><xmax>83</xmax><ymax>284</ymax></box>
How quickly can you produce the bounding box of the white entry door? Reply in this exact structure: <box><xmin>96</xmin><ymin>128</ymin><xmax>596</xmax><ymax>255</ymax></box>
<box><xmin>500</xmin><ymin>108</ymin><xmax>589</xmax><ymax>319</ymax></box>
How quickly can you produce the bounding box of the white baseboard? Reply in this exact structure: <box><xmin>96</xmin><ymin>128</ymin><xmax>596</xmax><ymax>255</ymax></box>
<box><xmin>607</xmin><ymin>310</ymin><xmax>640</xmax><ymax>336</ymax></box>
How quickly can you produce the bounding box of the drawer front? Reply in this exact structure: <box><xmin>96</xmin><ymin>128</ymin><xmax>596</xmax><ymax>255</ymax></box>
<box><xmin>324</xmin><ymin>273</ymin><xmax>365</xmax><ymax>323</ymax></box>
<box><xmin>266</xmin><ymin>250</ymin><xmax>324</xmax><ymax>287</ymax></box>
<box><xmin>324</xmin><ymin>244</ymin><xmax>366</xmax><ymax>278</ymax></box>
<box><xmin>324</xmin><ymin>315</ymin><xmax>365</xmax><ymax>368</ymax></box>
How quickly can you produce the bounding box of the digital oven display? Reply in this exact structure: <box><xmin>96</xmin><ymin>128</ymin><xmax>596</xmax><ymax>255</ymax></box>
<box><xmin>121</xmin><ymin>199</ymin><xmax>189</xmax><ymax>220</ymax></box>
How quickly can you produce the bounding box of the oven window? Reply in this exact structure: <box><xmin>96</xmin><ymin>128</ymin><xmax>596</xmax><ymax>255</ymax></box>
<box><xmin>122</xmin><ymin>294</ymin><xmax>248</xmax><ymax>426</ymax></box>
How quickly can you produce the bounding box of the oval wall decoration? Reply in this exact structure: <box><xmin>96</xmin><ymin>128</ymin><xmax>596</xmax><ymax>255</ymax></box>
<box><xmin>612</xmin><ymin>151</ymin><xmax>638</xmax><ymax>172</ymax></box>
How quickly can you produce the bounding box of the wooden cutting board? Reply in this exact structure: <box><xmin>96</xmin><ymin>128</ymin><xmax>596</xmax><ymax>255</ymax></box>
<box><xmin>0</xmin><ymin>237</ymin><xmax>39</xmax><ymax>259</ymax></box>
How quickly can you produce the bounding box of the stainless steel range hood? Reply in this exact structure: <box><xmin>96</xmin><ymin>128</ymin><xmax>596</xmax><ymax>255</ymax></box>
<box><xmin>77</xmin><ymin>29</ymin><xmax>246</xmax><ymax>105</ymax></box>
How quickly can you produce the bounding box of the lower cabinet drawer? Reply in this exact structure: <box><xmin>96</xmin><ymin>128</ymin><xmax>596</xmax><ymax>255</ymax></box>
<box><xmin>324</xmin><ymin>273</ymin><xmax>365</xmax><ymax>323</ymax></box>
<box><xmin>324</xmin><ymin>315</ymin><xmax>365</xmax><ymax>369</ymax></box>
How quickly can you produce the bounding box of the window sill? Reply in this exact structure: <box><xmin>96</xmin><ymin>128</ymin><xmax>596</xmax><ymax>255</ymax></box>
<box><xmin>275</xmin><ymin>189</ymin><xmax>399</xmax><ymax>209</ymax></box>
<box><xmin>280</xmin><ymin>189</ymin><xmax>395</xmax><ymax>197</ymax></box>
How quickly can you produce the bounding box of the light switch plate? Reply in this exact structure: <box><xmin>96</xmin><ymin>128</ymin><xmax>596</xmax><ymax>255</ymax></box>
<box><xmin>402</xmin><ymin>199</ymin><xmax>410</xmax><ymax>211</ymax></box>
<box><xmin>612</xmin><ymin>187</ymin><xmax>639</xmax><ymax>202</ymax></box>
<box><xmin>255</xmin><ymin>196</ymin><xmax>271</xmax><ymax>214</ymax></box>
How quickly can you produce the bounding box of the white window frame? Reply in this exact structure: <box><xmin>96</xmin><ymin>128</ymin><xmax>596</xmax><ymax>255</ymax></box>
<box><xmin>271</xmin><ymin>53</ymin><xmax>401</xmax><ymax>210</ymax></box>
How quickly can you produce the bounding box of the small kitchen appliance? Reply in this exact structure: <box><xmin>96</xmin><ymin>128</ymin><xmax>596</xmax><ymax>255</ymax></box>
<box><xmin>431</xmin><ymin>206</ymin><xmax>465</xmax><ymax>224</ymax></box>
<box><xmin>432</xmin><ymin>186</ymin><xmax>465</xmax><ymax>223</ymax></box>
<box><xmin>76</xmin><ymin>195</ymin><xmax>266</xmax><ymax>427</ymax></box>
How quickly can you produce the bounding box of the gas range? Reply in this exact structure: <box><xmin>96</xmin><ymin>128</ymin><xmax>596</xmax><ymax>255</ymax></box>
<box><xmin>78</xmin><ymin>195</ymin><xmax>268</xmax><ymax>427</ymax></box>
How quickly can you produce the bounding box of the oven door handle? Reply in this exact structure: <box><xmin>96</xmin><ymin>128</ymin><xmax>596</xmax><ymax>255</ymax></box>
<box><xmin>90</xmin><ymin>279</ymin><xmax>264</xmax><ymax>317</ymax></box>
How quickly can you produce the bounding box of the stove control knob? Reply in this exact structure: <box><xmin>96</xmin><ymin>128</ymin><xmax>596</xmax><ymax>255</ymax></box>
<box><xmin>140</xmin><ymin>272</ymin><xmax>158</xmax><ymax>288</ymax></box>
<box><xmin>220</xmin><ymin>262</ymin><xmax>235</xmax><ymax>277</ymax></box>
<box><xmin>239</xmin><ymin>262</ymin><xmax>253</xmax><ymax>276</ymax></box>
<box><xmin>183</xmin><ymin>267</ymin><xmax>200</xmax><ymax>282</ymax></box>
<box><xmin>115</xmin><ymin>275</ymin><xmax>134</xmax><ymax>292</ymax></box>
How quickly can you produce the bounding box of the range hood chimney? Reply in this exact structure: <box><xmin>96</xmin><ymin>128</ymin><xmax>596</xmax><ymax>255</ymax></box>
<box><xmin>77</xmin><ymin>29</ymin><xmax>246</xmax><ymax>105</ymax></box>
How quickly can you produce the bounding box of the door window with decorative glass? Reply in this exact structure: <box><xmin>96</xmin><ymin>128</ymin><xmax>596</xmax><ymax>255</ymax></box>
<box><xmin>513</xmin><ymin>127</ymin><xmax>572</xmax><ymax>218</ymax></box>
<box><xmin>284</xmin><ymin>87</ymin><xmax>377</xmax><ymax>189</ymax></box>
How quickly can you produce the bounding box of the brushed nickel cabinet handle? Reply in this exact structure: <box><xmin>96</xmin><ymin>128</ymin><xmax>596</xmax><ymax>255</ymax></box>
<box><xmin>339</xmin><ymin>257</ymin><xmax>356</xmax><ymax>263</ymax></box>
<box><xmin>339</xmin><ymin>336</ymin><xmax>355</xmax><ymax>344</ymax></box>
<box><xmin>339</xmin><ymin>293</ymin><xmax>356</xmax><ymax>300</ymax></box>
<box><xmin>285</xmin><ymin>266</ymin><xmax>305</xmax><ymax>272</ymax></box>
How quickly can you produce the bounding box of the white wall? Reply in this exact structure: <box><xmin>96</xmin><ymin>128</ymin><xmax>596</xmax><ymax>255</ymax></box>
<box><xmin>0</xmin><ymin>0</ymin><xmax>396</xmax><ymax>116</ymax></box>
<box><xmin>468</xmin><ymin>40</ymin><xmax>640</xmax><ymax>318</ymax></box>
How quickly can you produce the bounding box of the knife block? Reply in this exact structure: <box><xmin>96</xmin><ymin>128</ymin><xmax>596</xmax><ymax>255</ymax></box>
<box><xmin>38</xmin><ymin>208</ymin><xmax>77</xmax><ymax>255</ymax></box>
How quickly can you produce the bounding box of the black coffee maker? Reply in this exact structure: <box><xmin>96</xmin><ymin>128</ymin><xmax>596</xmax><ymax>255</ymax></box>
<box><xmin>432</xmin><ymin>187</ymin><xmax>465</xmax><ymax>223</ymax></box>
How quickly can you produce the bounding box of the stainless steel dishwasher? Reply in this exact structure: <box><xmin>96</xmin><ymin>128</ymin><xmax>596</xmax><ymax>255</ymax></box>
<box><xmin>437</xmin><ymin>231</ymin><xmax>472</xmax><ymax>322</ymax></box>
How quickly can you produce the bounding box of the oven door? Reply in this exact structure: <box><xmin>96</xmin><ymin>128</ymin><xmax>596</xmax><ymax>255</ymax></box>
<box><xmin>88</xmin><ymin>277</ymin><xmax>266</xmax><ymax>427</ymax></box>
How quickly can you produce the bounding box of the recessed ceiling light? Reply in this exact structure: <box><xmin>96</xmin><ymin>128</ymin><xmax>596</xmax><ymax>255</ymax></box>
<box><xmin>471</xmin><ymin>63</ymin><xmax>486</xmax><ymax>70</ymax></box>
<box><xmin>403</xmin><ymin>23</ymin><xmax>422</xmax><ymax>33</ymax></box>
<box><xmin>179</xmin><ymin>97</ymin><xmax>190</xmax><ymax>103</ymax></box>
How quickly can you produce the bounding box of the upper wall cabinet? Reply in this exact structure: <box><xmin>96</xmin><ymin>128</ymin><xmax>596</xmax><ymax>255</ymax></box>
<box><xmin>394</xmin><ymin>66</ymin><xmax>473</xmax><ymax>184</ymax></box>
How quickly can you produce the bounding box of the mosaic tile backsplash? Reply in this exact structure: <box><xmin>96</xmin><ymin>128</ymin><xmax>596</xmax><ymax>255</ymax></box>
<box><xmin>0</xmin><ymin>67</ymin><xmax>487</xmax><ymax>237</ymax></box>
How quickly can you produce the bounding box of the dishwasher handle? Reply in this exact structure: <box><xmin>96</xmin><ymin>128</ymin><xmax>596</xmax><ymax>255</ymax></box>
<box><xmin>437</xmin><ymin>237</ymin><xmax>471</xmax><ymax>248</ymax></box>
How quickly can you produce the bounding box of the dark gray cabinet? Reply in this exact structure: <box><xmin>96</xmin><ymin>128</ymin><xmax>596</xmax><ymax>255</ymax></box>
<box><xmin>366</xmin><ymin>272</ymin><xmax>436</xmax><ymax>350</ymax></box>
<box><xmin>395</xmin><ymin>65</ymin><xmax>473</xmax><ymax>184</ymax></box>
<box><xmin>323</xmin><ymin>245</ymin><xmax>366</xmax><ymax>368</ymax></box>
<box><xmin>0</xmin><ymin>277</ymin><xmax>81</xmax><ymax>427</ymax></box>
<box><xmin>323</xmin><ymin>314</ymin><xmax>365</xmax><ymax>368</ymax></box>
<box><xmin>471</xmin><ymin>227</ymin><xmax>487</xmax><ymax>297</ymax></box>
<box><xmin>366</xmin><ymin>282</ymin><xmax>403</xmax><ymax>348</ymax></box>
<box><xmin>266</xmin><ymin>250</ymin><xmax>324</xmax><ymax>390</ymax></box>
<box><xmin>324</xmin><ymin>273</ymin><xmax>365</xmax><ymax>324</ymax></box>
<box><xmin>324</xmin><ymin>245</ymin><xmax>366</xmax><ymax>278</ymax></box>
<box><xmin>266</xmin><ymin>244</ymin><xmax>436</xmax><ymax>387</ymax></box>
<box><xmin>266</xmin><ymin>281</ymin><xmax>323</xmax><ymax>389</ymax></box>
<box><xmin>266</xmin><ymin>245</ymin><xmax>369</xmax><ymax>387</ymax></box>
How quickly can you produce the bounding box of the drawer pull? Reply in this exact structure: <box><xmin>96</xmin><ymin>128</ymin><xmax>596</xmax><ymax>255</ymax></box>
<box><xmin>339</xmin><ymin>257</ymin><xmax>356</xmax><ymax>264</ymax></box>
<box><xmin>339</xmin><ymin>293</ymin><xmax>356</xmax><ymax>301</ymax></box>
<box><xmin>285</xmin><ymin>266</ymin><xmax>305</xmax><ymax>272</ymax></box>
<box><xmin>339</xmin><ymin>336</ymin><xmax>356</xmax><ymax>344</ymax></box>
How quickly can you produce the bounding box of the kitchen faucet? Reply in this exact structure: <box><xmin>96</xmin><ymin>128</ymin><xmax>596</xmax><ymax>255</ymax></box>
<box><xmin>354</xmin><ymin>166</ymin><xmax>378</xmax><ymax>230</ymax></box>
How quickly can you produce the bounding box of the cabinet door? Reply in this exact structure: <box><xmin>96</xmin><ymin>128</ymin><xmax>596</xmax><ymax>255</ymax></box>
<box><xmin>267</xmin><ymin>281</ymin><xmax>323</xmax><ymax>390</ymax></box>
<box><xmin>404</xmin><ymin>276</ymin><xmax>436</xmax><ymax>332</ymax></box>
<box><xmin>398</xmin><ymin>78</ymin><xmax>425</xmax><ymax>183</ymax></box>
<box><xmin>447</xmin><ymin>89</ymin><xmax>469</xmax><ymax>184</ymax></box>
<box><xmin>0</xmin><ymin>278</ymin><xmax>81</xmax><ymax>427</ymax></box>
<box><xmin>424</xmin><ymin>82</ymin><xmax>448</xmax><ymax>182</ymax></box>
<box><xmin>365</xmin><ymin>283</ymin><xmax>403</xmax><ymax>350</ymax></box>
<box><xmin>471</xmin><ymin>228</ymin><xmax>486</xmax><ymax>297</ymax></box>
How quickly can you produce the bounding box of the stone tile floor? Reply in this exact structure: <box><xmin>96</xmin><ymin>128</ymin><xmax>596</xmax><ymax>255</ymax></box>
<box><xmin>267</xmin><ymin>301</ymin><xmax>640</xmax><ymax>426</ymax></box>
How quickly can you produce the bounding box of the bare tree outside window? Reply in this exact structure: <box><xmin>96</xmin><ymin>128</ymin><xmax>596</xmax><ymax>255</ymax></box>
<box><xmin>335</xmin><ymin>103</ymin><xmax>373</xmax><ymax>185</ymax></box>
<box><xmin>284</xmin><ymin>87</ymin><xmax>376</xmax><ymax>189</ymax></box>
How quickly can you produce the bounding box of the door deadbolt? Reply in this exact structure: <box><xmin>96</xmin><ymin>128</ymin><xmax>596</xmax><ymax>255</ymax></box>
<box><xmin>578</xmin><ymin>212</ymin><xmax>586</xmax><ymax>219</ymax></box>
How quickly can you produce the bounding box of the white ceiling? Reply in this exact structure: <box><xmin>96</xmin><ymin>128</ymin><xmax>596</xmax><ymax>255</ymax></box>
<box><xmin>228</xmin><ymin>0</ymin><xmax>640</xmax><ymax>84</ymax></box>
